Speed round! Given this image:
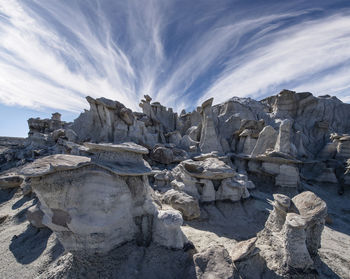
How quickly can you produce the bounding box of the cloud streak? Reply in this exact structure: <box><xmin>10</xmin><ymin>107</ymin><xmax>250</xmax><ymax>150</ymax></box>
<box><xmin>0</xmin><ymin>0</ymin><xmax>349</xmax><ymax>115</ymax></box>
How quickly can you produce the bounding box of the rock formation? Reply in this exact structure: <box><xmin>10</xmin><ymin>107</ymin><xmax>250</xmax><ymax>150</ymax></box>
<box><xmin>233</xmin><ymin>191</ymin><xmax>327</xmax><ymax>278</ymax></box>
<box><xmin>20</xmin><ymin>145</ymin><xmax>188</xmax><ymax>254</ymax></box>
<box><xmin>1</xmin><ymin>89</ymin><xmax>349</xmax><ymax>278</ymax></box>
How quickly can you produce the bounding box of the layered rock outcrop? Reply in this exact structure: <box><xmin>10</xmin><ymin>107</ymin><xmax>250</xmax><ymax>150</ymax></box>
<box><xmin>20</xmin><ymin>144</ymin><xmax>188</xmax><ymax>254</ymax></box>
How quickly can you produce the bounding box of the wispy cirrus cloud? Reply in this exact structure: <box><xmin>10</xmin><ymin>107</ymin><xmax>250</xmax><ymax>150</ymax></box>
<box><xmin>199</xmin><ymin>13</ymin><xmax>350</xmax><ymax>105</ymax></box>
<box><xmin>0</xmin><ymin>0</ymin><xmax>349</xmax><ymax>116</ymax></box>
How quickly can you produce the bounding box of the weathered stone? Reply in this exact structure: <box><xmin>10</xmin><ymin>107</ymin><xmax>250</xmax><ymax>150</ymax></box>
<box><xmin>282</xmin><ymin>213</ymin><xmax>314</xmax><ymax>270</ymax></box>
<box><xmin>84</xmin><ymin>142</ymin><xmax>152</xmax><ymax>176</ymax></box>
<box><xmin>84</xmin><ymin>142</ymin><xmax>148</xmax><ymax>154</ymax></box>
<box><xmin>199</xmin><ymin>98</ymin><xmax>223</xmax><ymax>154</ymax></box>
<box><xmin>274</xmin><ymin>119</ymin><xmax>293</xmax><ymax>155</ymax></box>
<box><xmin>199</xmin><ymin>179</ymin><xmax>216</xmax><ymax>202</ymax></box>
<box><xmin>65</xmin><ymin>129</ymin><xmax>78</xmax><ymax>142</ymax></box>
<box><xmin>20</xmin><ymin>154</ymin><xmax>91</xmax><ymax>178</ymax></box>
<box><xmin>242</xmin><ymin>136</ymin><xmax>257</xmax><ymax>155</ymax></box>
<box><xmin>231</xmin><ymin>237</ymin><xmax>257</xmax><ymax>262</ymax></box>
<box><xmin>166</xmin><ymin>131</ymin><xmax>182</xmax><ymax>146</ymax></box>
<box><xmin>0</xmin><ymin>174</ymin><xmax>24</xmax><ymax>189</ymax></box>
<box><xmin>21</xmin><ymin>153</ymin><xmax>186</xmax><ymax>254</ymax></box>
<box><xmin>193</xmin><ymin>245</ymin><xmax>237</xmax><ymax>279</ymax></box>
<box><xmin>152</xmin><ymin>210</ymin><xmax>187</xmax><ymax>249</ymax></box>
<box><xmin>216</xmin><ymin>178</ymin><xmax>249</xmax><ymax>202</ymax></box>
<box><xmin>119</xmin><ymin>107</ymin><xmax>134</xmax><ymax>125</ymax></box>
<box><xmin>26</xmin><ymin>204</ymin><xmax>46</xmax><ymax>228</ymax></box>
<box><xmin>151</xmin><ymin>146</ymin><xmax>174</xmax><ymax>164</ymax></box>
<box><xmin>239</xmin><ymin>191</ymin><xmax>328</xmax><ymax>277</ymax></box>
<box><xmin>51</xmin><ymin>128</ymin><xmax>66</xmax><ymax>141</ymax></box>
<box><xmin>292</xmin><ymin>191</ymin><xmax>327</xmax><ymax>255</ymax></box>
<box><xmin>162</xmin><ymin>189</ymin><xmax>200</xmax><ymax>220</ymax></box>
<box><xmin>261</xmin><ymin>162</ymin><xmax>280</xmax><ymax>175</ymax></box>
<box><xmin>275</xmin><ymin>164</ymin><xmax>299</xmax><ymax>187</ymax></box>
<box><xmin>251</xmin><ymin>125</ymin><xmax>278</xmax><ymax>157</ymax></box>
<box><xmin>182</xmin><ymin>158</ymin><xmax>235</xmax><ymax>180</ymax></box>
<box><xmin>336</xmin><ymin>136</ymin><xmax>350</xmax><ymax>160</ymax></box>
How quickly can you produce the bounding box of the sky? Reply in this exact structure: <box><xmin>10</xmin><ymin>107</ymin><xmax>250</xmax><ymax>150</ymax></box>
<box><xmin>0</xmin><ymin>0</ymin><xmax>350</xmax><ymax>137</ymax></box>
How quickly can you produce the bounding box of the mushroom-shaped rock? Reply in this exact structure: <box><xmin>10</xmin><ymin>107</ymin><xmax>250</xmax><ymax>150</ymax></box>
<box><xmin>20</xmin><ymin>151</ymin><xmax>186</xmax><ymax>254</ymax></box>
<box><xmin>22</xmin><ymin>161</ymin><xmax>139</xmax><ymax>254</ymax></box>
<box><xmin>20</xmin><ymin>154</ymin><xmax>91</xmax><ymax>177</ymax></box>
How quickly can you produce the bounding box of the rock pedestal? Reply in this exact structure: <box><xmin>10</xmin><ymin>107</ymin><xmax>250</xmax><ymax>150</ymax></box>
<box><xmin>21</xmin><ymin>144</ymin><xmax>188</xmax><ymax>254</ymax></box>
<box><xmin>233</xmin><ymin>191</ymin><xmax>327</xmax><ymax>277</ymax></box>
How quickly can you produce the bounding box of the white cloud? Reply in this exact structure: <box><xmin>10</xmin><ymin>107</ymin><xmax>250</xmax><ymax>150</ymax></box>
<box><xmin>199</xmin><ymin>14</ymin><xmax>350</xmax><ymax>105</ymax></box>
<box><xmin>0</xmin><ymin>0</ymin><xmax>349</xmax><ymax>117</ymax></box>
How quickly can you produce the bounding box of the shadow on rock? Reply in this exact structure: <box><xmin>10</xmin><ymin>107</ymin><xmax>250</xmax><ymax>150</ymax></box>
<box><xmin>0</xmin><ymin>188</ymin><xmax>16</xmax><ymax>204</ymax></box>
<box><xmin>9</xmin><ymin>225</ymin><xmax>52</xmax><ymax>264</ymax></box>
<box><xmin>12</xmin><ymin>195</ymin><xmax>33</xmax><ymax>210</ymax></box>
<box><xmin>314</xmin><ymin>256</ymin><xmax>342</xmax><ymax>279</ymax></box>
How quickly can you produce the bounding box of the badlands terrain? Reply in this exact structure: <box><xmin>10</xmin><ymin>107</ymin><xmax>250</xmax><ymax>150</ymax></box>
<box><xmin>0</xmin><ymin>89</ymin><xmax>349</xmax><ymax>278</ymax></box>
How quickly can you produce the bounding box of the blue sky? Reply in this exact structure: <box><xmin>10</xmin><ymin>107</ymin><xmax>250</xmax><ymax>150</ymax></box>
<box><xmin>1</xmin><ymin>0</ymin><xmax>350</xmax><ymax>137</ymax></box>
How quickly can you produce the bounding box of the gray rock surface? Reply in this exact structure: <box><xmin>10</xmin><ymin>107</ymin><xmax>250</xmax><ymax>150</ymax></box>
<box><xmin>161</xmin><ymin>189</ymin><xmax>200</xmax><ymax>220</ymax></box>
<box><xmin>0</xmin><ymin>174</ymin><xmax>24</xmax><ymax>189</ymax></box>
<box><xmin>193</xmin><ymin>245</ymin><xmax>238</xmax><ymax>279</ymax></box>
<box><xmin>251</xmin><ymin>125</ymin><xmax>277</xmax><ymax>157</ymax></box>
<box><xmin>199</xmin><ymin>98</ymin><xmax>223</xmax><ymax>154</ymax></box>
<box><xmin>1</xmin><ymin>89</ymin><xmax>349</xmax><ymax>278</ymax></box>
<box><xmin>20</xmin><ymin>153</ymin><xmax>187</xmax><ymax>254</ymax></box>
<box><xmin>26</xmin><ymin>204</ymin><xmax>46</xmax><ymax>228</ymax></box>
<box><xmin>235</xmin><ymin>191</ymin><xmax>327</xmax><ymax>278</ymax></box>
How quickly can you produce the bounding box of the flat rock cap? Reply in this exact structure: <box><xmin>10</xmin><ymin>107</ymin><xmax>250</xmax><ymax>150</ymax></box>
<box><xmin>20</xmin><ymin>154</ymin><xmax>91</xmax><ymax>177</ymax></box>
<box><xmin>84</xmin><ymin>142</ymin><xmax>149</xmax><ymax>154</ymax></box>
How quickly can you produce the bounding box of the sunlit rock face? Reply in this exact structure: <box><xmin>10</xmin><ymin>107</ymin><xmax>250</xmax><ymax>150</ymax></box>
<box><xmin>20</xmin><ymin>146</ymin><xmax>188</xmax><ymax>254</ymax></box>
